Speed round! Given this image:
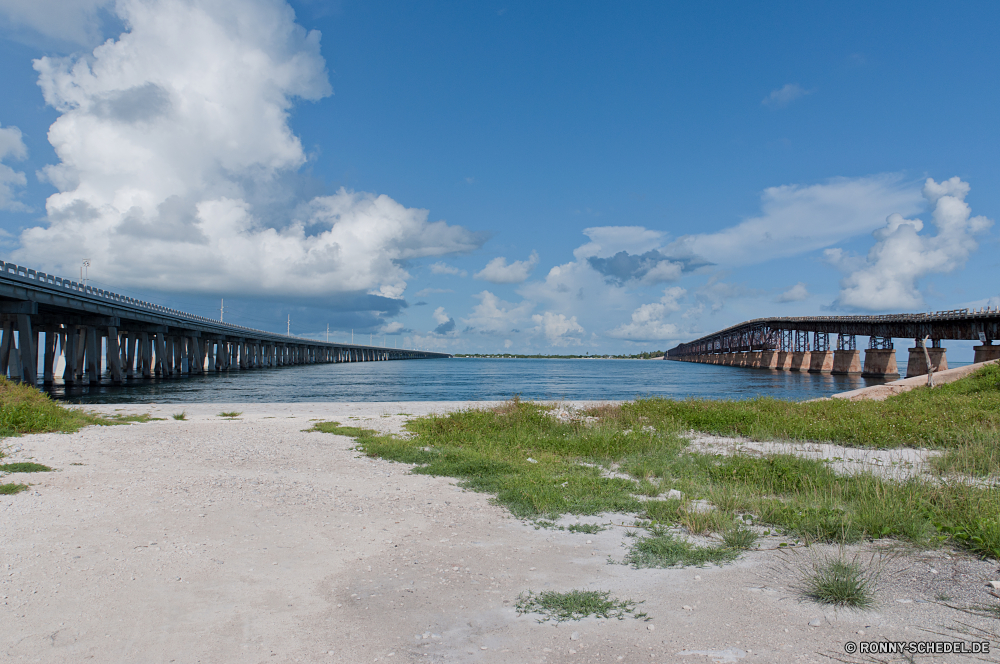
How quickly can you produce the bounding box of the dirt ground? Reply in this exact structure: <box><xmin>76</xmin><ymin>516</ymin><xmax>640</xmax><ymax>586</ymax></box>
<box><xmin>1</xmin><ymin>401</ymin><xmax>997</xmax><ymax>664</ymax></box>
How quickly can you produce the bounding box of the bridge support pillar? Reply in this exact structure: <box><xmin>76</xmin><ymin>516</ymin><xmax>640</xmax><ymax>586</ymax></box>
<box><xmin>831</xmin><ymin>350</ymin><xmax>861</xmax><ymax>374</ymax></box>
<box><xmin>808</xmin><ymin>351</ymin><xmax>835</xmax><ymax>373</ymax></box>
<box><xmin>862</xmin><ymin>349</ymin><xmax>899</xmax><ymax>378</ymax></box>
<box><xmin>906</xmin><ymin>346</ymin><xmax>947</xmax><ymax>378</ymax></box>
<box><xmin>775</xmin><ymin>351</ymin><xmax>793</xmax><ymax>370</ymax></box>
<box><xmin>789</xmin><ymin>351</ymin><xmax>811</xmax><ymax>372</ymax></box>
<box><xmin>974</xmin><ymin>344</ymin><xmax>1000</xmax><ymax>363</ymax></box>
<box><xmin>106</xmin><ymin>327</ymin><xmax>123</xmax><ymax>384</ymax></box>
<box><xmin>748</xmin><ymin>351</ymin><xmax>763</xmax><ymax>368</ymax></box>
<box><xmin>759</xmin><ymin>350</ymin><xmax>779</xmax><ymax>369</ymax></box>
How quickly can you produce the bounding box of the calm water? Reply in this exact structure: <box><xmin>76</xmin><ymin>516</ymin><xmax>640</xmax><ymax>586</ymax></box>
<box><xmin>42</xmin><ymin>357</ymin><xmax>944</xmax><ymax>404</ymax></box>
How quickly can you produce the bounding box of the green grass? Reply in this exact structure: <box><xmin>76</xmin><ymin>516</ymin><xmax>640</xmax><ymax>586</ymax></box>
<box><xmin>172</xmin><ymin>412</ymin><xmax>187</xmax><ymax>421</ymax></box>
<box><xmin>622</xmin><ymin>524</ymin><xmax>758</xmax><ymax>568</ymax></box>
<box><xmin>0</xmin><ymin>462</ymin><xmax>52</xmax><ymax>473</ymax></box>
<box><xmin>308</xmin><ymin>366</ymin><xmax>1000</xmax><ymax>560</ymax></box>
<box><xmin>0</xmin><ymin>483</ymin><xmax>29</xmax><ymax>495</ymax></box>
<box><xmin>567</xmin><ymin>523</ymin><xmax>605</xmax><ymax>534</ymax></box>
<box><xmin>0</xmin><ymin>377</ymin><xmax>149</xmax><ymax>437</ymax></box>
<box><xmin>631</xmin><ymin>363</ymin><xmax>1000</xmax><ymax>453</ymax></box>
<box><xmin>217</xmin><ymin>411</ymin><xmax>242</xmax><ymax>419</ymax></box>
<box><xmin>515</xmin><ymin>589</ymin><xmax>647</xmax><ymax>622</ymax></box>
<box><xmin>798</xmin><ymin>550</ymin><xmax>885</xmax><ymax>608</ymax></box>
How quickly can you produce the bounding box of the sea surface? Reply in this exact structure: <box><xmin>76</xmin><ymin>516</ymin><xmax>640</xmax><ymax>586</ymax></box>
<box><xmin>43</xmin><ymin>357</ymin><xmax>964</xmax><ymax>404</ymax></box>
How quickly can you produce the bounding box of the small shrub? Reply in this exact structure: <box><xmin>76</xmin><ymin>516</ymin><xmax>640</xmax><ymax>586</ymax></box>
<box><xmin>624</xmin><ymin>527</ymin><xmax>741</xmax><ymax>568</ymax></box>
<box><xmin>722</xmin><ymin>525</ymin><xmax>759</xmax><ymax>550</ymax></box>
<box><xmin>172</xmin><ymin>412</ymin><xmax>187</xmax><ymax>421</ymax></box>
<box><xmin>0</xmin><ymin>483</ymin><xmax>29</xmax><ymax>495</ymax></box>
<box><xmin>218</xmin><ymin>411</ymin><xmax>242</xmax><ymax>419</ymax></box>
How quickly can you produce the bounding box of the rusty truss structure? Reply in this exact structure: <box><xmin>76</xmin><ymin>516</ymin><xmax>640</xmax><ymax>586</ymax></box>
<box><xmin>666</xmin><ymin>308</ymin><xmax>1000</xmax><ymax>377</ymax></box>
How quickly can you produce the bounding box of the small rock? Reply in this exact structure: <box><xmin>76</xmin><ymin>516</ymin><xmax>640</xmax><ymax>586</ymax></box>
<box><xmin>647</xmin><ymin>624</ymin><xmax>655</xmax><ymax>631</ymax></box>
<box><xmin>682</xmin><ymin>605</ymin><xmax>693</xmax><ymax>611</ymax></box>
<box><xmin>987</xmin><ymin>581</ymin><xmax>1000</xmax><ymax>589</ymax></box>
<box><xmin>586</xmin><ymin>540</ymin><xmax>592</xmax><ymax>544</ymax></box>
<box><xmin>694</xmin><ymin>575</ymin><xmax>701</xmax><ymax>580</ymax></box>
<box><xmin>808</xmin><ymin>619</ymin><xmax>821</xmax><ymax>627</ymax></box>
<box><xmin>857</xmin><ymin>630</ymin><xmax>865</xmax><ymax>636</ymax></box>
<box><xmin>527</xmin><ymin>458</ymin><xmax>538</xmax><ymax>464</ymax></box>
<box><xmin>667</xmin><ymin>489</ymin><xmax>684</xmax><ymax>500</ymax></box>
<box><xmin>570</xmin><ymin>632</ymin><xmax>579</xmax><ymax>641</ymax></box>
<box><xmin>896</xmin><ymin>599</ymin><xmax>912</xmax><ymax>603</ymax></box>
<box><xmin>930</xmin><ymin>568</ymin><xmax>938</xmax><ymax>574</ymax></box>
<box><xmin>480</xmin><ymin>646</ymin><xmax>487</xmax><ymax>650</ymax></box>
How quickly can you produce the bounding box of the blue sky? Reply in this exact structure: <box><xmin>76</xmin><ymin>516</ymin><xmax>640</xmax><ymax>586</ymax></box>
<box><xmin>0</xmin><ymin>0</ymin><xmax>998</xmax><ymax>354</ymax></box>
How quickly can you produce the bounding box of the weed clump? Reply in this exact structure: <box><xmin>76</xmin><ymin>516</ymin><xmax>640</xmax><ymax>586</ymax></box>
<box><xmin>218</xmin><ymin>411</ymin><xmax>242</xmax><ymax>419</ymax></box>
<box><xmin>0</xmin><ymin>483</ymin><xmax>29</xmax><ymax>495</ymax></box>
<box><xmin>515</xmin><ymin>589</ymin><xmax>646</xmax><ymax>622</ymax></box>
<box><xmin>623</xmin><ymin>525</ymin><xmax>752</xmax><ymax>568</ymax></box>
<box><xmin>798</xmin><ymin>550</ymin><xmax>885</xmax><ymax>609</ymax></box>
<box><xmin>172</xmin><ymin>412</ymin><xmax>187</xmax><ymax>421</ymax></box>
<box><xmin>0</xmin><ymin>377</ymin><xmax>105</xmax><ymax>436</ymax></box>
<box><xmin>0</xmin><ymin>462</ymin><xmax>51</xmax><ymax>473</ymax></box>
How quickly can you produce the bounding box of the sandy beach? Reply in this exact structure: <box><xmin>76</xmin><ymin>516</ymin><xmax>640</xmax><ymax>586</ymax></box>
<box><xmin>2</xmin><ymin>401</ymin><xmax>997</xmax><ymax>663</ymax></box>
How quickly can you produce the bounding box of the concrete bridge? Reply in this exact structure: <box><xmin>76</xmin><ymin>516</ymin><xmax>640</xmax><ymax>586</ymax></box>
<box><xmin>0</xmin><ymin>260</ymin><xmax>450</xmax><ymax>386</ymax></box>
<box><xmin>666</xmin><ymin>310</ymin><xmax>1000</xmax><ymax>378</ymax></box>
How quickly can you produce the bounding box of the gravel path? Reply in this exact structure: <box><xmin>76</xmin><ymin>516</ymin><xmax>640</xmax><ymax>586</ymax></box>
<box><xmin>1</xmin><ymin>401</ymin><xmax>997</xmax><ymax>663</ymax></box>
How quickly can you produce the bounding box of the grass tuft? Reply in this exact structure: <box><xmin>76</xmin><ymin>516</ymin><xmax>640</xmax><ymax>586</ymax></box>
<box><xmin>568</xmin><ymin>523</ymin><xmax>605</xmax><ymax>534</ymax></box>
<box><xmin>218</xmin><ymin>411</ymin><xmax>242</xmax><ymax>419</ymax></box>
<box><xmin>172</xmin><ymin>412</ymin><xmax>187</xmax><ymax>421</ymax></box>
<box><xmin>515</xmin><ymin>589</ymin><xmax>646</xmax><ymax>622</ymax></box>
<box><xmin>0</xmin><ymin>462</ymin><xmax>52</xmax><ymax>473</ymax></box>
<box><xmin>307</xmin><ymin>421</ymin><xmax>371</xmax><ymax>437</ymax></box>
<box><xmin>623</xmin><ymin>526</ymin><xmax>744</xmax><ymax>568</ymax></box>
<box><xmin>797</xmin><ymin>550</ymin><xmax>885</xmax><ymax>609</ymax></box>
<box><xmin>0</xmin><ymin>482</ymin><xmax>29</xmax><ymax>495</ymax></box>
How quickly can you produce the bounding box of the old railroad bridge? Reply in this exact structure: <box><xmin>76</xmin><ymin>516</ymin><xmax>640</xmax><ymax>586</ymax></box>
<box><xmin>666</xmin><ymin>310</ymin><xmax>1000</xmax><ymax>378</ymax></box>
<box><xmin>0</xmin><ymin>260</ymin><xmax>450</xmax><ymax>385</ymax></box>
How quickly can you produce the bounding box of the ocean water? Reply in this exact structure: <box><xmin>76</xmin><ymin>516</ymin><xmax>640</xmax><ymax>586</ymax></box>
<box><xmin>42</xmin><ymin>357</ymin><xmax>950</xmax><ymax>404</ymax></box>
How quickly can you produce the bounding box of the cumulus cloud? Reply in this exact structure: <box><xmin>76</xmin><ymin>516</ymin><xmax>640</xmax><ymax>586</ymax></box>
<box><xmin>826</xmin><ymin>177</ymin><xmax>992</xmax><ymax>311</ymax></box>
<box><xmin>0</xmin><ymin>122</ymin><xmax>28</xmax><ymax>210</ymax></box>
<box><xmin>474</xmin><ymin>251</ymin><xmax>539</xmax><ymax>284</ymax></box>
<box><xmin>14</xmin><ymin>0</ymin><xmax>483</xmax><ymax>303</ymax></box>
<box><xmin>762</xmin><ymin>83</ymin><xmax>812</xmax><ymax>108</ymax></box>
<box><xmin>430</xmin><ymin>262</ymin><xmax>467</xmax><ymax>277</ymax></box>
<box><xmin>462</xmin><ymin>290</ymin><xmax>534</xmax><ymax>335</ymax></box>
<box><xmin>377</xmin><ymin>320</ymin><xmax>409</xmax><ymax>335</ymax></box>
<box><xmin>587</xmin><ymin>249</ymin><xmax>692</xmax><ymax>285</ymax></box>
<box><xmin>665</xmin><ymin>174</ymin><xmax>922</xmax><ymax>267</ymax></box>
<box><xmin>573</xmin><ymin>226</ymin><xmax>665</xmax><ymax>260</ymax></box>
<box><xmin>606</xmin><ymin>287</ymin><xmax>685</xmax><ymax>341</ymax></box>
<box><xmin>531</xmin><ymin>311</ymin><xmax>584</xmax><ymax>345</ymax></box>
<box><xmin>431</xmin><ymin>306</ymin><xmax>456</xmax><ymax>335</ymax></box>
<box><xmin>776</xmin><ymin>282</ymin><xmax>809</xmax><ymax>303</ymax></box>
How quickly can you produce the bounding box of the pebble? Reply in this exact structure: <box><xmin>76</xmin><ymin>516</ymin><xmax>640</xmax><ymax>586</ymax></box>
<box><xmin>570</xmin><ymin>632</ymin><xmax>579</xmax><ymax>641</ymax></box>
<box><xmin>666</xmin><ymin>489</ymin><xmax>684</xmax><ymax>500</ymax></box>
<box><xmin>647</xmin><ymin>624</ymin><xmax>655</xmax><ymax>631</ymax></box>
<box><xmin>987</xmin><ymin>581</ymin><xmax>1000</xmax><ymax>589</ymax></box>
<box><xmin>682</xmin><ymin>605</ymin><xmax>693</xmax><ymax>611</ymax></box>
<box><xmin>808</xmin><ymin>619</ymin><xmax>821</xmax><ymax>627</ymax></box>
<box><xmin>857</xmin><ymin>630</ymin><xmax>865</xmax><ymax>636</ymax></box>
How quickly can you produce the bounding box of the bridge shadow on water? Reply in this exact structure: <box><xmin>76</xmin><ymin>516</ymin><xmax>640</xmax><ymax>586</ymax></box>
<box><xmin>37</xmin><ymin>358</ymin><xmax>931</xmax><ymax>405</ymax></box>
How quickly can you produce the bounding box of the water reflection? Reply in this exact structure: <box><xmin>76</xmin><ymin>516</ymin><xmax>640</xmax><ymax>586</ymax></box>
<box><xmin>35</xmin><ymin>357</ymin><xmax>934</xmax><ymax>404</ymax></box>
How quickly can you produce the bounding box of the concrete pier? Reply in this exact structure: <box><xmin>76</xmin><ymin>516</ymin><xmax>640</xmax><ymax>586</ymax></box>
<box><xmin>862</xmin><ymin>349</ymin><xmax>899</xmax><ymax>378</ymax></box>
<box><xmin>973</xmin><ymin>344</ymin><xmax>1000</xmax><ymax>363</ymax></box>
<box><xmin>808</xmin><ymin>350</ymin><xmax>834</xmax><ymax>373</ymax></box>
<box><xmin>905</xmin><ymin>346</ymin><xmax>947</xmax><ymax>378</ymax></box>
<box><xmin>831</xmin><ymin>350</ymin><xmax>861</xmax><ymax>374</ymax></box>
<box><xmin>789</xmin><ymin>351</ymin><xmax>811</xmax><ymax>372</ymax></box>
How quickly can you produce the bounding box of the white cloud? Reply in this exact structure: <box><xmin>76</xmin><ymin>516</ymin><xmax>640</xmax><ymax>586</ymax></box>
<box><xmin>606</xmin><ymin>287</ymin><xmax>685</xmax><ymax>341</ymax></box>
<box><xmin>776</xmin><ymin>282</ymin><xmax>809</xmax><ymax>303</ymax></box>
<box><xmin>430</xmin><ymin>262</ymin><xmax>467</xmax><ymax>277</ymax></box>
<box><xmin>827</xmin><ymin>177</ymin><xmax>992</xmax><ymax>311</ymax></box>
<box><xmin>474</xmin><ymin>251</ymin><xmax>539</xmax><ymax>284</ymax></box>
<box><xmin>665</xmin><ymin>174</ymin><xmax>922</xmax><ymax>267</ymax></box>
<box><xmin>14</xmin><ymin>0</ymin><xmax>482</xmax><ymax>302</ymax></box>
<box><xmin>432</xmin><ymin>306</ymin><xmax>450</xmax><ymax>325</ymax></box>
<box><xmin>531</xmin><ymin>311</ymin><xmax>584</xmax><ymax>346</ymax></box>
<box><xmin>503</xmin><ymin>339</ymin><xmax>513</xmax><ymax>348</ymax></box>
<box><xmin>462</xmin><ymin>290</ymin><xmax>534</xmax><ymax>335</ymax></box>
<box><xmin>761</xmin><ymin>83</ymin><xmax>812</xmax><ymax>108</ymax></box>
<box><xmin>0</xmin><ymin>0</ymin><xmax>111</xmax><ymax>45</ymax></box>
<box><xmin>0</xmin><ymin>122</ymin><xmax>28</xmax><ymax>211</ymax></box>
<box><xmin>573</xmin><ymin>226</ymin><xmax>665</xmax><ymax>260</ymax></box>
<box><xmin>377</xmin><ymin>320</ymin><xmax>406</xmax><ymax>334</ymax></box>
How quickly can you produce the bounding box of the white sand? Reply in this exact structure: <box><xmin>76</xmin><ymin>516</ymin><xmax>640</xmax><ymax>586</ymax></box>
<box><xmin>1</xmin><ymin>401</ymin><xmax>997</xmax><ymax>663</ymax></box>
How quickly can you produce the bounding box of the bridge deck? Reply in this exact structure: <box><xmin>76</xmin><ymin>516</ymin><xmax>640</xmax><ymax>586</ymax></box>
<box><xmin>0</xmin><ymin>260</ymin><xmax>449</xmax><ymax>386</ymax></box>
